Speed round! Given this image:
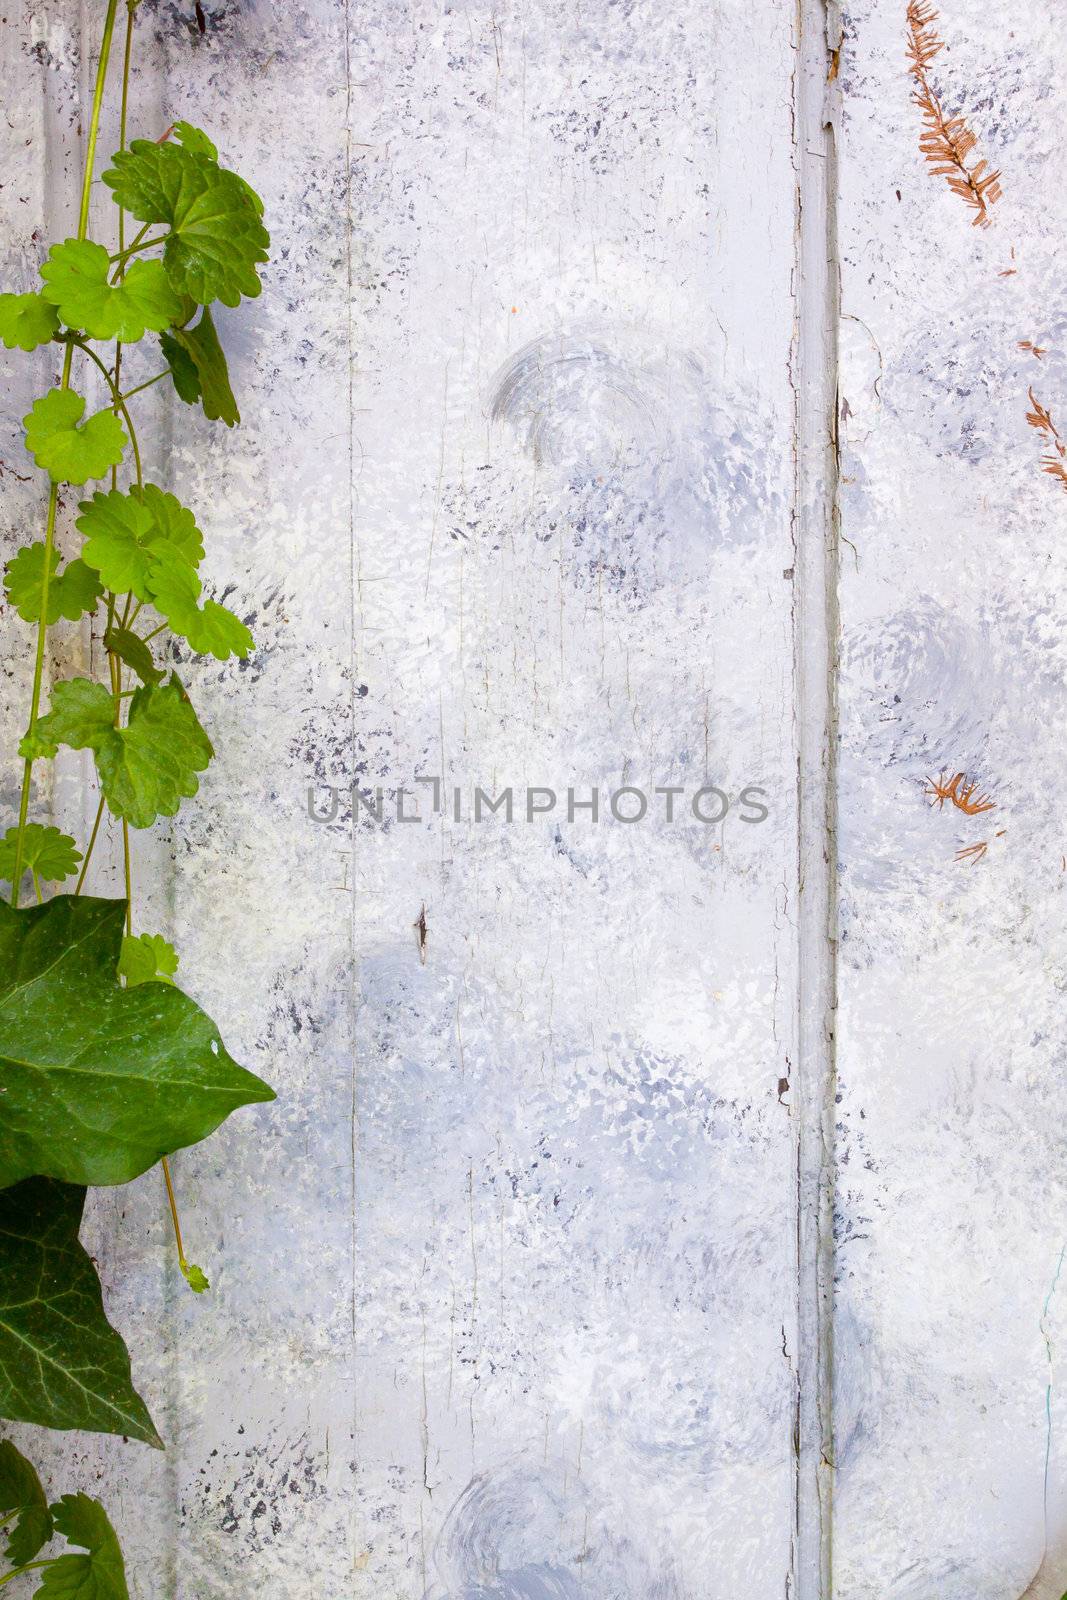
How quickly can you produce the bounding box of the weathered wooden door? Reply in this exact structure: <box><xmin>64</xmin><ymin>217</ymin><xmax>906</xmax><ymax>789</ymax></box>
<box><xmin>2</xmin><ymin>0</ymin><xmax>1064</xmax><ymax>1596</ymax></box>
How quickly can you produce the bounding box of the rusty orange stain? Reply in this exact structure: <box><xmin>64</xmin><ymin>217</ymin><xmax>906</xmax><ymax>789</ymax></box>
<box><xmin>924</xmin><ymin>771</ymin><xmax>996</xmax><ymax>814</ymax></box>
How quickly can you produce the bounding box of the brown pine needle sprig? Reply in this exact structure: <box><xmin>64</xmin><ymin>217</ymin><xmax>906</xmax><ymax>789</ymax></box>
<box><xmin>1026</xmin><ymin>387</ymin><xmax>1067</xmax><ymax>493</ymax></box>
<box><xmin>906</xmin><ymin>1</ymin><xmax>1002</xmax><ymax>228</ymax></box>
<box><xmin>925</xmin><ymin>771</ymin><xmax>996</xmax><ymax>814</ymax></box>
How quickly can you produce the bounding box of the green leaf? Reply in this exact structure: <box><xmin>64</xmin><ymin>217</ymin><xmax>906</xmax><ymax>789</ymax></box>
<box><xmin>0</xmin><ymin>824</ymin><xmax>81</xmax><ymax>886</ymax></box>
<box><xmin>0</xmin><ymin>1178</ymin><xmax>160</xmax><ymax>1446</ymax></box>
<box><xmin>33</xmin><ymin>675</ymin><xmax>213</xmax><ymax>830</ymax></box>
<box><xmin>0</xmin><ymin>1439</ymin><xmax>53</xmax><ymax>1566</ymax></box>
<box><xmin>4</xmin><ymin>541</ymin><xmax>103</xmax><ymax>624</ymax></box>
<box><xmin>117</xmin><ymin>932</ymin><xmax>178</xmax><ymax>986</ymax></box>
<box><xmin>23</xmin><ymin>391</ymin><xmax>126</xmax><ymax>485</ymax></box>
<box><xmin>135</xmin><ymin>485</ymin><xmax>204</xmax><ymax>566</ymax></box>
<box><xmin>0</xmin><ymin>292</ymin><xmax>59</xmax><ymax>352</ymax></box>
<box><xmin>160</xmin><ymin>307</ymin><xmax>239</xmax><ymax>426</ymax></box>
<box><xmin>159</xmin><ymin>330</ymin><xmax>200</xmax><ymax>404</ymax></box>
<box><xmin>76</xmin><ymin>485</ymin><xmax>202</xmax><ymax>600</ymax></box>
<box><xmin>38</xmin><ymin>1493</ymin><xmax>129</xmax><ymax>1600</ymax></box>
<box><xmin>102</xmin><ymin>141</ymin><xmax>269</xmax><ymax>308</ymax></box>
<box><xmin>170</xmin><ymin>120</ymin><xmax>218</xmax><ymax>160</ymax></box>
<box><xmin>17</xmin><ymin>727</ymin><xmax>59</xmax><ymax>762</ymax></box>
<box><xmin>102</xmin><ymin>626</ymin><xmax>162</xmax><ymax>686</ymax></box>
<box><xmin>181</xmin><ymin>1262</ymin><xmax>209</xmax><ymax>1294</ymax></box>
<box><xmin>40</xmin><ymin>240</ymin><xmax>182</xmax><ymax>343</ymax></box>
<box><xmin>0</xmin><ymin>896</ymin><xmax>275</xmax><ymax>1189</ymax></box>
<box><xmin>146</xmin><ymin>550</ymin><xmax>253</xmax><ymax>661</ymax></box>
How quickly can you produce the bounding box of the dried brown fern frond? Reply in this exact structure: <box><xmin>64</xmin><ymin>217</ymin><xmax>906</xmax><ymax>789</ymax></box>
<box><xmin>1026</xmin><ymin>387</ymin><xmax>1067</xmax><ymax>493</ymax></box>
<box><xmin>905</xmin><ymin>1</ymin><xmax>1002</xmax><ymax>228</ymax></box>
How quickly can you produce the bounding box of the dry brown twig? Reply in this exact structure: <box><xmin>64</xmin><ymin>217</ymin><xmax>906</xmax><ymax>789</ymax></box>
<box><xmin>906</xmin><ymin>1</ymin><xmax>1002</xmax><ymax>228</ymax></box>
<box><xmin>1026</xmin><ymin>387</ymin><xmax>1067</xmax><ymax>493</ymax></box>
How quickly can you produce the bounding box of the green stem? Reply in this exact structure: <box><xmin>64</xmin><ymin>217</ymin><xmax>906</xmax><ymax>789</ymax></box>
<box><xmin>71</xmin><ymin>339</ymin><xmax>143</xmax><ymax>489</ymax></box>
<box><xmin>107</xmin><ymin>230</ymin><xmax>168</xmax><ymax>270</ymax></box>
<box><xmin>0</xmin><ymin>1561</ymin><xmax>58</xmax><ymax>1589</ymax></box>
<box><xmin>120</xmin><ymin>370</ymin><xmax>169</xmax><ymax>402</ymax></box>
<box><xmin>75</xmin><ymin>794</ymin><xmax>106</xmax><ymax>894</ymax></box>
<box><xmin>162</xmin><ymin>1155</ymin><xmax>191</xmax><ymax>1274</ymax></box>
<box><xmin>138</xmin><ymin>619</ymin><xmax>165</xmax><ymax>643</ymax></box>
<box><xmin>9</xmin><ymin>0</ymin><xmax>122</xmax><ymax>907</ymax></box>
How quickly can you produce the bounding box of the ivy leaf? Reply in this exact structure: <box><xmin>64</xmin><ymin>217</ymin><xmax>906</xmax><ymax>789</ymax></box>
<box><xmin>4</xmin><ymin>541</ymin><xmax>103</xmax><ymax>624</ymax></box>
<box><xmin>0</xmin><ymin>1178</ymin><xmax>161</xmax><ymax>1446</ymax></box>
<box><xmin>0</xmin><ymin>823</ymin><xmax>81</xmax><ymax>886</ymax></box>
<box><xmin>160</xmin><ymin>307</ymin><xmax>239</xmax><ymax>426</ymax></box>
<box><xmin>0</xmin><ymin>292</ymin><xmax>59</xmax><ymax>352</ymax></box>
<box><xmin>170</xmin><ymin>120</ymin><xmax>217</xmax><ymax>160</ymax></box>
<box><xmin>117</xmin><ymin>932</ymin><xmax>178</xmax><ymax>986</ymax></box>
<box><xmin>32</xmin><ymin>675</ymin><xmax>213</xmax><ymax>830</ymax></box>
<box><xmin>102</xmin><ymin>625</ymin><xmax>162</xmax><ymax>686</ymax></box>
<box><xmin>181</xmin><ymin>1262</ymin><xmax>209</xmax><ymax>1294</ymax></box>
<box><xmin>40</xmin><ymin>240</ymin><xmax>183</xmax><ymax>343</ymax></box>
<box><xmin>38</xmin><ymin>1494</ymin><xmax>130</xmax><ymax>1600</ymax></box>
<box><xmin>102</xmin><ymin>141</ymin><xmax>269</xmax><ymax>308</ymax></box>
<box><xmin>0</xmin><ymin>896</ymin><xmax>275</xmax><ymax>1189</ymax></box>
<box><xmin>23</xmin><ymin>391</ymin><xmax>126</xmax><ymax>485</ymax></box>
<box><xmin>0</xmin><ymin>1438</ymin><xmax>54</xmax><ymax>1566</ymax></box>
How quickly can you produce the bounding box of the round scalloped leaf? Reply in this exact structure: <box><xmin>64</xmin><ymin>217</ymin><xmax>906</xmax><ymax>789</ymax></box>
<box><xmin>0</xmin><ymin>823</ymin><xmax>81</xmax><ymax>886</ymax></box>
<box><xmin>118</xmin><ymin>931</ymin><xmax>178</xmax><ymax>986</ymax></box>
<box><xmin>39</xmin><ymin>1493</ymin><xmax>131</xmax><ymax>1600</ymax></box>
<box><xmin>4</xmin><ymin>541</ymin><xmax>102</xmax><ymax>624</ymax></box>
<box><xmin>102</xmin><ymin>140</ymin><xmax>269</xmax><ymax>307</ymax></box>
<box><xmin>171</xmin><ymin>120</ymin><xmax>218</xmax><ymax>160</ymax></box>
<box><xmin>0</xmin><ymin>291</ymin><xmax>59</xmax><ymax>352</ymax></box>
<box><xmin>23</xmin><ymin>390</ymin><xmax>126</xmax><ymax>485</ymax></box>
<box><xmin>40</xmin><ymin>238</ymin><xmax>182</xmax><ymax>343</ymax></box>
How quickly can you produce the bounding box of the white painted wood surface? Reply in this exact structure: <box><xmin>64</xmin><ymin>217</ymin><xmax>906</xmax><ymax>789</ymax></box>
<box><xmin>2</xmin><ymin>0</ymin><xmax>1064</xmax><ymax>1596</ymax></box>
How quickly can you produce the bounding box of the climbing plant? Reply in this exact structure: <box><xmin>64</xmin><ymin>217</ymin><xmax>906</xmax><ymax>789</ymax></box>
<box><xmin>0</xmin><ymin>1</ymin><xmax>273</xmax><ymax>1589</ymax></box>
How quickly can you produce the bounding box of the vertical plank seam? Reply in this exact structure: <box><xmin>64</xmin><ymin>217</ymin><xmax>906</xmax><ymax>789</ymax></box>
<box><xmin>792</xmin><ymin>0</ymin><xmax>842</xmax><ymax>1594</ymax></box>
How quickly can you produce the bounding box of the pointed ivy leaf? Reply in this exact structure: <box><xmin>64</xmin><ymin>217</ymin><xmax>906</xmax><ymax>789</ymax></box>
<box><xmin>23</xmin><ymin>391</ymin><xmax>126</xmax><ymax>485</ymax></box>
<box><xmin>43</xmin><ymin>1494</ymin><xmax>129</xmax><ymax>1600</ymax></box>
<box><xmin>159</xmin><ymin>329</ymin><xmax>201</xmax><ymax>405</ymax></box>
<box><xmin>34</xmin><ymin>675</ymin><xmax>213</xmax><ymax>829</ymax></box>
<box><xmin>0</xmin><ymin>1178</ymin><xmax>161</xmax><ymax>1446</ymax></box>
<box><xmin>160</xmin><ymin>307</ymin><xmax>239</xmax><ymax>425</ymax></box>
<box><xmin>0</xmin><ymin>291</ymin><xmax>59</xmax><ymax>352</ymax></box>
<box><xmin>102</xmin><ymin>141</ymin><xmax>269</xmax><ymax>308</ymax></box>
<box><xmin>0</xmin><ymin>895</ymin><xmax>275</xmax><ymax>1189</ymax></box>
<box><xmin>181</xmin><ymin>1262</ymin><xmax>209</xmax><ymax>1294</ymax></box>
<box><xmin>38</xmin><ymin>1493</ymin><xmax>130</xmax><ymax>1600</ymax></box>
<box><xmin>4</xmin><ymin>541</ymin><xmax>103</xmax><ymax>624</ymax></box>
<box><xmin>40</xmin><ymin>240</ymin><xmax>183</xmax><ymax>343</ymax></box>
<box><xmin>102</xmin><ymin>625</ymin><xmax>162</xmax><ymax>686</ymax></box>
<box><xmin>0</xmin><ymin>1438</ymin><xmax>54</xmax><ymax>1566</ymax></box>
<box><xmin>170</xmin><ymin>120</ymin><xmax>218</xmax><ymax>160</ymax></box>
<box><xmin>0</xmin><ymin>824</ymin><xmax>81</xmax><ymax>886</ymax></box>
<box><xmin>117</xmin><ymin>932</ymin><xmax>178</xmax><ymax>986</ymax></box>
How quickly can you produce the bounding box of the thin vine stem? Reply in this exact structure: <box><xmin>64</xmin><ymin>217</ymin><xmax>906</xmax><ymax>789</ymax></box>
<box><xmin>120</xmin><ymin>370</ymin><xmax>168</xmax><ymax>402</ymax></box>
<box><xmin>9</xmin><ymin>0</ymin><xmax>122</xmax><ymax>905</ymax></box>
<box><xmin>69</xmin><ymin>338</ymin><xmax>143</xmax><ymax>489</ymax></box>
<box><xmin>107</xmin><ymin>230</ymin><xmax>168</xmax><ymax>270</ymax></box>
<box><xmin>75</xmin><ymin>794</ymin><xmax>106</xmax><ymax>893</ymax></box>
<box><xmin>0</xmin><ymin>1562</ymin><xmax>57</xmax><ymax>1589</ymax></box>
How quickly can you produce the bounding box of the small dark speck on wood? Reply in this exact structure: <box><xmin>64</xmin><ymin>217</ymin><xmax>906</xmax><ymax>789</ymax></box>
<box><xmin>414</xmin><ymin>904</ymin><xmax>428</xmax><ymax>964</ymax></box>
<box><xmin>777</xmin><ymin>1076</ymin><xmax>789</xmax><ymax>1105</ymax></box>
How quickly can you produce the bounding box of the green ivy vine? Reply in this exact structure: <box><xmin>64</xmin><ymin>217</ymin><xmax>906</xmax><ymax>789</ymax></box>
<box><xmin>0</xmin><ymin>1</ymin><xmax>274</xmax><ymax>1589</ymax></box>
